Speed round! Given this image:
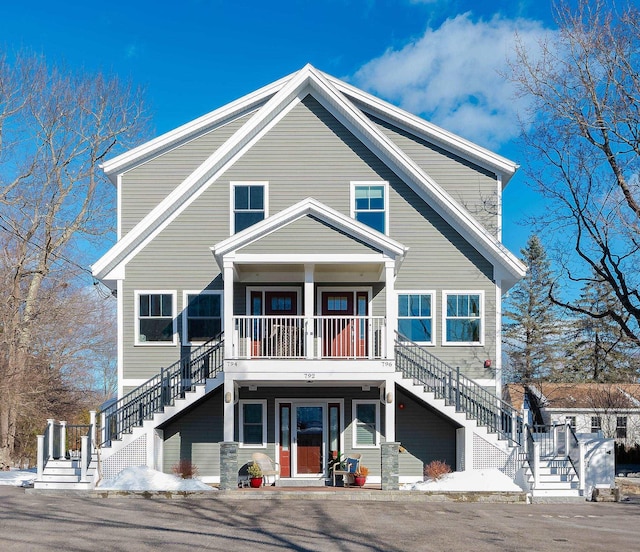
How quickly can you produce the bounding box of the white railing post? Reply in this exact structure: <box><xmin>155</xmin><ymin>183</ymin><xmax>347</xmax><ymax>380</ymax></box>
<box><xmin>565</xmin><ymin>422</ymin><xmax>571</xmax><ymax>457</ymax></box>
<box><xmin>59</xmin><ymin>421</ymin><xmax>67</xmax><ymax>460</ymax></box>
<box><xmin>533</xmin><ymin>441</ymin><xmax>540</xmax><ymax>489</ymax></box>
<box><xmin>523</xmin><ymin>423</ymin><xmax>528</xmax><ymax>455</ymax></box>
<box><xmin>89</xmin><ymin>411</ymin><xmax>96</xmax><ymax>454</ymax></box>
<box><xmin>552</xmin><ymin>423</ymin><xmax>559</xmax><ymax>456</ymax></box>
<box><xmin>100</xmin><ymin>411</ymin><xmax>107</xmax><ymax>446</ymax></box>
<box><xmin>47</xmin><ymin>419</ymin><xmax>55</xmax><ymax>460</ymax></box>
<box><xmin>80</xmin><ymin>435</ymin><xmax>88</xmax><ymax>482</ymax></box>
<box><xmin>37</xmin><ymin>435</ymin><xmax>45</xmax><ymax>479</ymax></box>
<box><xmin>578</xmin><ymin>441</ymin><xmax>586</xmax><ymax>491</ymax></box>
<box><xmin>511</xmin><ymin>411</ymin><xmax>517</xmax><ymax>443</ymax></box>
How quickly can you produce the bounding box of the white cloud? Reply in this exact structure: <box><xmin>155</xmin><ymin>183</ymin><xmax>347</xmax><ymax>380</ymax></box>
<box><xmin>351</xmin><ymin>12</ymin><xmax>551</xmax><ymax>149</ymax></box>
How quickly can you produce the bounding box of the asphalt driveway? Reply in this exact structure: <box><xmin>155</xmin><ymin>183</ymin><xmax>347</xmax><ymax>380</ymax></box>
<box><xmin>1</xmin><ymin>486</ymin><xmax>639</xmax><ymax>551</ymax></box>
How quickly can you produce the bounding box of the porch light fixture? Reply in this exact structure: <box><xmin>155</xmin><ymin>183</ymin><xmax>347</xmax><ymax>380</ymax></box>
<box><xmin>484</xmin><ymin>359</ymin><xmax>492</xmax><ymax>368</ymax></box>
<box><xmin>224</xmin><ymin>392</ymin><xmax>232</xmax><ymax>403</ymax></box>
<box><xmin>386</xmin><ymin>392</ymin><xmax>393</xmax><ymax>404</ymax></box>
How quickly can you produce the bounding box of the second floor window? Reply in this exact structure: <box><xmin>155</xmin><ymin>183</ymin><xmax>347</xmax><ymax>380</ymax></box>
<box><xmin>233</xmin><ymin>183</ymin><xmax>266</xmax><ymax>233</ymax></box>
<box><xmin>352</xmin><ymin>182</ymin><xmax>387</xmax><ymax>234</ymax></box>
<box><xmin>591</xmin><ymin>416</ymin><xmax>601</xmax><ymax>434</ymax></box>
<box><xmin>617</xmin><ymin>416</ymin><xmax>627</xmax><ymax>439</ymax></box>
<box><xmin>137</xmin><ymin>292</ymin><xmax>175</xmax><ymax>344</ymax></box>
<box><xmin>444</xmin><ymin>292</ymin><xmax>483</xmax><ymax>345</ymax></box>
<box><xmin>398</xmin><ymin>292</ymin><xmax>434</xmax><ymax>344</ymax></box>
<box><xmin>184</xmin><ymin>291</ymin><xmax>222</xmax><ymax>344</ymax></box>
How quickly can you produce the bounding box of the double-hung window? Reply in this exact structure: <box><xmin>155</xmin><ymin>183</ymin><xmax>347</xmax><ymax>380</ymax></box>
<box><xmin>616</xmin><ymin>416</ymin><xmax>627</xmax><ymax>439</ymax></box>
<box><xmin>239</xmin><ymin>400</ymin><xmax>266</xmax><ymax>447</ymax></box>
<box><xmin>351</xmin><ymin>182</ymin><xmax>388</xmax><ymax>234</ymax></box>
<box><xmin>136</xmin><ymin>291</ymin><xmax>176</xmax><ymax>345</ymax></box>
<box><xmin>398</xmin><ymin>292</ymin><xmax>434</xmax><ymax>344</ymax></box>
<box><xmin>352</xmin><ymin>400</ymin><xmax>379</xmax><ymax>448</ymax></box>
<box><xmin>591</xmin><ymin>416</ymin><xmax>602</xmax><ymax>434</ymax></box>
<box><xmin>183</xmin><ymin>291</ymin><xmax>222</xmax><ymax>345</ymax></box>
<box><xmin>443</xmin><ymin>292</ymin><xmax>483</xmax><ymax>345</ymax></box>
<box><xmin>232</xmin><ymin>182</ymin><xmax>267</xmax><ymax>233</ymax></box>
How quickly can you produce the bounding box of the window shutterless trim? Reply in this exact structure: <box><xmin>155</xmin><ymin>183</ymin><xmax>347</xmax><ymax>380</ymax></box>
<box><xmin>350</xmin><ymin>181</ymin><xmax>389</xmax><ymax>235</ymax></box>
<box><xmin>396</xmin><ymin>290</ymin><xmax>435</xmax><ymax>346</ymax></box>
<box><xmin>230</xmin><ymin>181</ymin><xmax>269</xmax><ymax>235</ymax></box>
<box><xmin>134</xmin><ymin>290</ymin><xmax>177</xmax><ymax>346</ymax></box>
<box><xmin>239</xmin><ymin>399</ymin><xmax>267</xmax><ymax>448</ymax></box>
<box><xmin>351</xmin><ymin>400</ymin><xmax>380</xmax><ymax>448</ymax></box>
<box><xmin>442</xmin><ymin>290</ymin><xmax>484</xmax><ymax>346</ymax></box>
<box><xmin>182</xmin><ymin>290</ymin><xmax>223</xmax><ymax>346</ymax></box>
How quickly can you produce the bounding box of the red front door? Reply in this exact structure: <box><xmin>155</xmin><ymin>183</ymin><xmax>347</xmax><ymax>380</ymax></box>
<box><xmin>321</xmin><ymin>291</ymin><xmax>368</xmax><ymax>357</ymax></box>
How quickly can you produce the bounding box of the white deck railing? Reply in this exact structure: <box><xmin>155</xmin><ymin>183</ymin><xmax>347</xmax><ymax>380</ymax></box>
<box><xmin>232</xmin><ymin>315</ymin><xmax>387</xmax><ymax>359</ymax></box>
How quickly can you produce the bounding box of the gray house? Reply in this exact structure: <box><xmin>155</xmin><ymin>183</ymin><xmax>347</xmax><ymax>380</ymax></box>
<box><xmin>35</xmin><ymin>65</ymin><xmax>531</xmax><ymax>489</ymax></box>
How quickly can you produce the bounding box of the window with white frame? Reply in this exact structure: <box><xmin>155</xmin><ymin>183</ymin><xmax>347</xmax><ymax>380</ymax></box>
<box><xmin>232</xmin><ymin>182</ymin><xmax>266</xmax><ymax>233</ymax></box>
<box><xmin>239</xmin><ymin>400</ymin><xmax>266</xmax><ymax>447</ymax></box>
<box><xmin>398</xmin><ymin>292</ymin><xmax>434</xmax><ymax>344</ymax></box>
<box><xmin>591</xmin><ymin>416</ymin><xmax>602</xmax><ymax>434</ymax></box>
<box><xmin>566</xmin><ymin>416</ymin><xmax>576</xmax><ymax>430</ymax></box>
<box><xmin>616</xmin><ymin>416</ymin><xmax>627</xmax><ymax>439</ymax></box>
<box><xmin>183</xmin><ymin>291</ymin><xmax>222</xmax><ymax>345</ymax></box>
<box><xmin>136</xmin><ymin>292</ymin><xmax>176</xmax><ymax>345</ymax></box>
<box><xmin>443</xmin><ymin>292</ymin><xmax>483</xmax><ymax>345</ymax></box>
<box><xmin>352</xmin><ymin>400</ymin><xmax>379</xmax><ymax>448</ymax></box>
<box><xmin>352</xmin><ymin>182</ymin><xmax>387</xmax><ymax>234</ymax></box>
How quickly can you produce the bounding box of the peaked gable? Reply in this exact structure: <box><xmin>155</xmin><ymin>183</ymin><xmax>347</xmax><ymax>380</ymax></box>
<box><xmin>93</xmin><ymin>64</ymin><xmax>525</xmax><ymax>288</ymax></box>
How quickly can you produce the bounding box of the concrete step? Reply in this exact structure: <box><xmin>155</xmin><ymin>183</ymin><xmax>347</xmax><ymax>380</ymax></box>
<box><xmin>276</xmin><ymin>478</ymin><xmax>328</xmax><ymax>487</ymax></box>
<box><xmin>33</xmin><ymin>480</ymin><xmax>93</xmax><ymax>490</ymax></box>
<box><xmin>531</xmin><ymin>480</ymin><xmax>579</xmax><ymax>490</ymax></box>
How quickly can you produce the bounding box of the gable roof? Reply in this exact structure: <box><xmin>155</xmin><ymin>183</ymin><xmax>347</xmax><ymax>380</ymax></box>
<box><xmin>527</xmin><ymin>383</ymin><xmax>640</xmax><ymax>410</ymax></box>
<box><xmin>211</xmin><ymin>197</ymin><xmax>408</xmax><ymax>272</ymax></box>
<box><xmin>92</xmin><ymin>64</ymin><xmax>526</xmax><ymax>287</ymax></box>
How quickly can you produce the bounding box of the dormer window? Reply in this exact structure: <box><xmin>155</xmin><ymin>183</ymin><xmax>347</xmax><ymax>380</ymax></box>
<box><xmin>351</xmin><ymin>181</ymin><xmax>388</xmax><ymax>234</ymax></box>
<box><xmin>232</xmin><ymin>182</ymin><xmax>268</xmax><ymax>234</ymax></box>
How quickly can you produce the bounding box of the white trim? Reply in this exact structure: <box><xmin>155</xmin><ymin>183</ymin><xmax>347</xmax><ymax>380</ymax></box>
<box><xmin>494</xmin><ymin>279</ymin><xmax>503</xmax><ymax>397</ymax></box>
<box><xmin>238</xmin><ymin>399</ymin><xmax>267</xmax><ymax>448</ymax></box>
<box><xmin>441</xmin><ymin>290</ymin><xmax>485</xmax><ymax>346</ymax></box>
<box><xmin>396</xmin><ymin>290</ymin><xmax>436</xmax><ymax>346</ymax></box>
<box><xmin>116</xmin><ymin>174</ymin><xmax>122</xmax><ymax>240</ymax></box>
<box><xmin>245</xmin><ymin>286</ymin><xmax>302</xmax><ymax>315</ymax></box>
<box><xmin>352</xmin><ymin>400</ymin><xmax>380</xmax><ymax>448</ymax></box>
<box><xmin>229</xmin><ymin>181</ymin><xmax>269</xmax><ymax>235</ymax></box>
<box><xmin>117</xmin><ymin>279</ymin><xmax>124</xmax><ymax>399</ymax></box>
<box><xmin>181</xmin><ymin>290</ymin><xmax>224</xmax><ymax>346</ymax></box>
<box><xmin>134</xmin><ymin>290</ymin><xmax>178</xmax><ymax>346</ymax></box>
<box><xmin>350</xmin><ymin>181</ymin><xmax>389</xmax><ymax>235</ymax></box>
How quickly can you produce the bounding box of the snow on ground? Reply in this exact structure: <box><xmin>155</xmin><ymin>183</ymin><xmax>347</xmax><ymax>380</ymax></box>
<box><xmin>401</xmin><ymin>469</ymin><xmax>522</xmax><ymax>492</ymax></box>
<box><xmin>97</xmin><ymin>466</ymin><xmax>215</xmax><ymax>491</ymax></box>
<box><xmin>0</xmin><ymin>469</ymin><xmax>37</xmax><ymax>487</ymax></box>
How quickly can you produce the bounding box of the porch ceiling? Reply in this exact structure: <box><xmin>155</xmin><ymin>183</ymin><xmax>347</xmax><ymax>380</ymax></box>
<box><xmin>234</xmin><ymin>261</ymin><xmax>384</xmax><ymax>282</ymax></box>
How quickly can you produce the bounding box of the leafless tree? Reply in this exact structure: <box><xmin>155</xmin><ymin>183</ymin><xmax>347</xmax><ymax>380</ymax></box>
<box><xmin>511</xmin><ymin>1</ymin><xmax>640</xmax><ymax>344</ymax></box>
<box><xmin>0</xmin><ymin>52</ymin><xmax>147</xmax><ymax>468</ymax></box>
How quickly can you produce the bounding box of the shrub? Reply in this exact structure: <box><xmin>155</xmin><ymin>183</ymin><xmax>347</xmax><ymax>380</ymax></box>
<box><xmin>355</xmin><ymin>465</ymin><xmax>369</xmax><ymax>477</ymax></box>
<box><xmin>423</xmin><ymin>460</ymin><xmax>451</xmax><ymax>481</ymax></box>
<box><xmin>172</xmin><ymin>459</ymin><xmax>199</xmax><ymax>479</ymax></box>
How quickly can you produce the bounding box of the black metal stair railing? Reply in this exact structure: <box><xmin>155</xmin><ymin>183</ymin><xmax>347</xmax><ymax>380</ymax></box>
<box><xmin>98</xmin><ymin>335</ymin><xmax>224</xmax><ymax>447</ymax></box>
<box><xmin>394</xmin><ymin>335</ymin><xmax>522</xmax><ymax>445</ymax></box>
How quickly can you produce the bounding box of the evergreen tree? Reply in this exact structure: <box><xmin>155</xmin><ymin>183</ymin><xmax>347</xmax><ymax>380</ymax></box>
<box><xmin>503</xmin><ymin>234</ymin><xmax>561</xmax><ymax>382</ymax></box>
<box><xmin>558</xmin><ymin>277</ymin><xmax>639</xmax><ymax>382</ymax></box>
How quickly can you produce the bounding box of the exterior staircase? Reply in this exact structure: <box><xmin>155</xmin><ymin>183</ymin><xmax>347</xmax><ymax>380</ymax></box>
<box><xmin>525</xmin><ymin>457</ymin><xmax>581</xmax><ymax>500</ymax></box>
<box><xmin>33</xmin><ymin>457</ymin><xmax>96</xmax><ymax>491</ymax></box>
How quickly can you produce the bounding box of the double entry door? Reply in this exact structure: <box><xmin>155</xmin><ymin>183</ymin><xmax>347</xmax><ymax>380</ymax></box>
<box><xmin>278</xmin><ymin>402</ymin><xmax>341</xmax><ymax>478</ymax></box>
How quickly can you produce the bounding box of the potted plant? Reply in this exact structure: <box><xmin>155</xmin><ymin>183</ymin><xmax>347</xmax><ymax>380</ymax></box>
<box><xmin>247</xmin><ymin>461</ymin><xmax>263</xmax><ymax>488</ymax></box>
<box><xmin>353</xmin><ymin>465</ymin><xmax>369</xmax><ymax>487</ymax></box>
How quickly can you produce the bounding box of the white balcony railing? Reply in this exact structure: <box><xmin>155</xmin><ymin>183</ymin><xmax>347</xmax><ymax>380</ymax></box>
<box><xmin>232</xmin><ymin>315</ymin><xmax>387</xmax><ymax>359</ymax></box>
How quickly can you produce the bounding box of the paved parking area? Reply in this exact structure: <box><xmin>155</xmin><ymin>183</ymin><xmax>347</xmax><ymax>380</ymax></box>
<box><xmin>1</xmin><ymin>486</ymin><xmax>639</xmax><ymax>551</ymax></box>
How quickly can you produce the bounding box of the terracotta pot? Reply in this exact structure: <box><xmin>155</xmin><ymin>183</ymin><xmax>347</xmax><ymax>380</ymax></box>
<box><xmin>250</xmin><ymin>477</ymin><xmax>262</xmax><ymax>488</ymax></box>
<box><xmin>353</xmin><ymin>476</ymin><xmax>366</xmax><ymax>487</ymax></box>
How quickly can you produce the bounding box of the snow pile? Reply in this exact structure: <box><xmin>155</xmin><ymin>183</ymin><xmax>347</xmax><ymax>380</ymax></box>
<box><xmin>98</xmin><ymin>466</ymin><xmax>215</xmax><ymax>491</ymax></box>
<box><xmin>0</xmin><ymin>468</ymin><xmax>37</xmax><ymax>487</ymax></box>
<box><xmin>401</xmin><ymin>469</ymin><xmax>522</xmax><ymax>492</ymax></box>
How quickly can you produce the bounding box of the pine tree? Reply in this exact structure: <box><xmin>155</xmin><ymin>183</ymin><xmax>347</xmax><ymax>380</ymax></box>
<box><xmin>559</xmin><ymin>278</ymin><xmax>639</xmax><ymax>382</ymax></box>
<box><xmin>503</xmin><ymin>234</ymin><xmax>561</xmax><ymax>382</ymax></box>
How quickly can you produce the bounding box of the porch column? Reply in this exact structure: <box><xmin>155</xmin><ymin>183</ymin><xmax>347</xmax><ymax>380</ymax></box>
<box><xmin>223</xmin><ymin>376</ymin><xmax>235</xmax><ymax>442</ymax></box>
<box><xmin>384</xmin><ymin>379</ymin><xmax>395</xmax><ymax>442</ymax></box>
<box><xmin>219</xmin><ymin>442</ymin><xmax>239</xmax><ymax>491</ymax></box>
<box><xmin>384</xmin><ymin>260</ymin><xmax>396</xmax><ymax>359</ymax></box>
<box><xmin>304</xmin><ymin>264</ymin><xmax>314</xmax><ymax>359</ymax></box>
<box><xmin>381</xmin><ymin>442</ymin><xmax>400</xmax><ymax>491</ymax></box>
<box><xmin>223</xmin><ymin>260</ymin><xmax>235</xmax><ymax>360</ymax></box>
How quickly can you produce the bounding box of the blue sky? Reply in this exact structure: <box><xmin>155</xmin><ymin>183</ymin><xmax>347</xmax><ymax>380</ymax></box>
<box><xmin>1</xmin><ymin>0</ymin><xmax>560</xmax><ymax>256</ymax></box>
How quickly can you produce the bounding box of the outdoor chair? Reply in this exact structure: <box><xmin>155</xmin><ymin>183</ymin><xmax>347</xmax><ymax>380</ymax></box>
<box><xmin>331</xmin><ymin>453</ymin><xmax>361</xmax><ymax>487</ymax></box>
<box><xmin>251</xmin><ymin>452</ymin><xmax>281</xmax><ymax>486</ymax></box>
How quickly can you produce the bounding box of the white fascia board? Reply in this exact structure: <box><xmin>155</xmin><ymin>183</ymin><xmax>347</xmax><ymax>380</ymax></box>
<box><xmin>92</xmin><ymin>69</ymin><xmax>318</xmax><ymax>281</ymax></box>
<box><xmin>211</xmin><ymin>197</ymin><xmax>408</xmax><ymax>269</ymax></box>
<box><xmin>323</xmin><ymin>72</ymin><xmax>518</xmax><ymax>186</ymax></box>
<box><xmin>308</xmin><ymin>69</ymin><xmax>526</xmax><ymax>284</ymax></box>
<box><xmin>100</xmin><ymin>72</ymin><xmax>294</xmax><ymax>183</ymax></box>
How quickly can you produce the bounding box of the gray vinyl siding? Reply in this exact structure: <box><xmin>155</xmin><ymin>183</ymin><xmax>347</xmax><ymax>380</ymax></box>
<box><xmin>239</xmin><ymin>215</ymin><xmax>381</xmax><ymax>254</ymax></box>
<box><xmin>396</xmin><ymin>388</ymin><xmax>459</xmax><ymax>477</ymax></box>
<box><xmin>162</xmin><ymin>389</ymin><xmax>224</xmax><ymax>476</ymax></box>
<box><xmin>120</xmin><ymin>111</ymin><xmax>254</xmax><ymax>235</ymax></box>
<box><xmin>120</xmin><ymin>94</ymin><xmax>498</xmax><ymax>381</ymax></box>
<box><xmin>367</xmin><ymin>113</ymin><xmax>500</xmax><ymax>236</ymax></box>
